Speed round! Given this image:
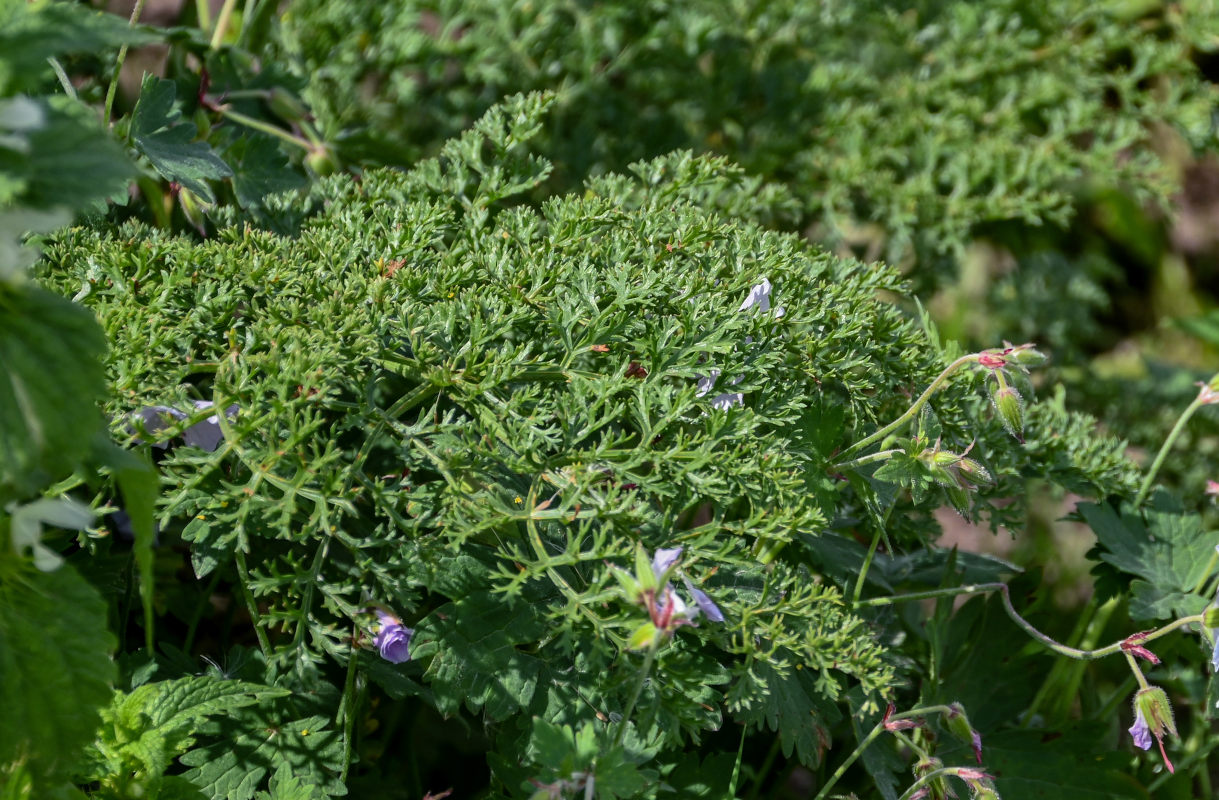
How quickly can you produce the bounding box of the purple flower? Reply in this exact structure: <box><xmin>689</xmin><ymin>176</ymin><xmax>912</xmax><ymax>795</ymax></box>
<box><xmin>1129</xmin><ymin>710</ymin><xmax>1152</xmax><ymax>751</ymax></box>
<box><xmin>683</xmin><ymin>577</ymin><xmax>724</xmax><ymax>622</ymax></box>
<box><xmin>130</xmin><ymin>400</ymin><xmax>238</xmax><ymax>452</ymax></box>
<box><xmin>1211</xmin><ymin>637</ymin><xmax>1219</xmax><ymax>673</ymax></box>
<box><xmin>652</xmin><ymin>546</ymin><xmax>683</xmax><ymax>583</ymax></box>
<box><xmin>373</xmin><ymin>610</ymin><xmax>414</xmax><ymax>664</ymax></box>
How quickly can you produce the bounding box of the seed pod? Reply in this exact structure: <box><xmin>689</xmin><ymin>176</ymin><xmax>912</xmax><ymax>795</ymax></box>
<box><xmin>990</xmin><ymin>385</ymin><xmax>1024</xmax><ymax>441</ymax></box>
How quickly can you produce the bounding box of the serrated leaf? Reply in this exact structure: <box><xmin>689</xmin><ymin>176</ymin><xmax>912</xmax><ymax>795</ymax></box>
<box><xmin>412</xmin><ymin>591</ymin><xmax>545</xmax><ymax>720</ymax></box>
<box><xmin>0</xmin><ymin>284</ymin><xmax>108</xmax><ymax>497</ymax></box>
<box><xmin>179</xmin><ymin>714</ymin><xmax>344</xmax><ymax>800</ymax></box>
<box><xmin>955</xmin><ymin>725</ymin><xmax>1148</xmax><ymax>800</ymax></box>
<box><xmin>0</xmin><ymin>2</ymin><xmax>160</xmax><ymax>94</ymax></box>
<box><xmin>254</xmin><ymin>763</ymin><xmax>322</xmax><ymax>800</ymax></box>
<box><xmin>731</xmin><ymin>661</ymin><xmax>838</xmax><ymax>767</ymax></box>
<box><xmin>130</xmin><ymin>75</ymin><xmax>231</xmax><ymax>204</ymax></box>
<box><xmin>225</xmin><ymin>135</ymin><xmax>306</xmax><ymax>211</ymax></box>
<box><xmin>0</xmin><ymin>560</ymin><xmax>116</xmax><ymax>785</ymax></box>
<box><xmin>108</xmin><ymin>445</ymin><xmax>158</xmax><ymax>651</ymax></box>
<box><xmin>18</xmin><ymin>99</ymin><xmax>136</xmax><ymax>213</ymax></box>
<box><xmin>1079</xmin><ymin>494</ymin><xmax>1215</xmax><ymax>620</ymax></box>
<box><xmin>87</xmin><ymin>676</ymin><xmax>291</xmax><ymax>783</ymax></box>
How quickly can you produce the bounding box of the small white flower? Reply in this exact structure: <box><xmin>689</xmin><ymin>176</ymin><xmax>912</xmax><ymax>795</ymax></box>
<box><xmin>710</xmin><ymin>393</ymin><xmax>743</xmax><ymax>411</ymax></box>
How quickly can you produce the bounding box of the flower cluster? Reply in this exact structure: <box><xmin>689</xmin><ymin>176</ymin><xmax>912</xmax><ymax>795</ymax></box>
<box><xmin>974</xmin><ymin>342</ymin><xmax>1045</xmax><ymax>442</ymax></box>
<box><xmin>694</xmin><ymin>278</ymin><xmax>784</xmax><ymax>411</ymax></box>
<box><xmin>613</xmin><ymin>545</ymin><xmax>724</xmax><ymax>649</ymax></box>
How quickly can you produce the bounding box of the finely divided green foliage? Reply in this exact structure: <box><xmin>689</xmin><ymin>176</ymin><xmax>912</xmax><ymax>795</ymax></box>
<box><xmin>276</xmin><ymin>0</ymin><xmax>1216</xmax><ymax>269</ymax></box>
<box><xmin>38</xmin><ymin>94</ymin><xmax>1141</xmax><ymax>795</ymax></box>
<box><xmin>39</xmin><ymin>94</ymin><xmax>946</xmax><ymax>785</ymax></box>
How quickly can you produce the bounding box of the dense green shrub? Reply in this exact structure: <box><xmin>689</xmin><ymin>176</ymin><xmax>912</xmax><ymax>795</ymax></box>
<box><xmin>277</xmin><ymin>0</ymin><xmax>1218</xmax><ymax>274</ymax></box>
<box><xmin>33</xmin><ymin>93</ymin><xmax>1145</xmax><ymax>797</ymax></box>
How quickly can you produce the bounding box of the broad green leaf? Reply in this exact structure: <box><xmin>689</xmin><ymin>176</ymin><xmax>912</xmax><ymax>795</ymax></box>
<box><xmin>0</xmin><ymin>207</ymin><xmax>69</xmax><ymax>280</ymax></box>
<box><xmin>951</xmin><ymin>725</ymin><xmax>1148</xmax><ymax>800</ymax></box>
<box><xmin>130</xmin><ymin>75</ymin><xmax>231</xmax><ymax>204</ymax></box>
<box><xmin>225</xmin><ymin>135</ymin><xmax>306</xmax><ymax>211</ymax></box>
<box><xmin>179</xmin><ymin>714</ymin><xmax>344</xmax><ymax>800</ymax></box>
<box><xmin>1079</xmin><ymin>494</ymin><xmax>1215</xmax><ymax>620</ymax></box>
<box><xmin>254</xmin><ymin>763</ymin><xmax>322</xmax><ymax>800</ymax></box>
<box><xmin>108</xmin><ymin>445</ymin><xmax>159</xmax><ymax>651</ymax></box>
<box><xmin>90</xmin><ymin>676</ymin><xmax>291</xmax><ymax>781</ymax></box>
<box><xmin>731</xmin><ymin>661</ymin><xmax>839</xmax><ymax>767</ymax></box>
<box><xmin>0</xmin><ymin>283</ymin><xmax>108</xmax><ymax>498</ymax></box>
<box><xmin>412</xmin><ymin>591</ymin><xmax>545</xmax><ymax>720</ymax></box>
<box><xmin>0</xmin><ymin>559</ymin><xmax>116</xmax><ymax>785</ymax></box>
<box><xmin>0</xmin><ymin>1</ymin><xmax>159</xmax><ymax>94</ymax></box>
<box><xmin>18</xmin><ymin>99</ymin><xmax>135</xmax><ymax>213</ymax></box>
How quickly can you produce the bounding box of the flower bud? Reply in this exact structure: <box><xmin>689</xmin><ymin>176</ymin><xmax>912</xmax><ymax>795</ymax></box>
<box><xmin>990</xmin><ymin>385</ymin><xmax>1024</xmax><ymax>441</ymax></box>
<box><xmin>944</xmin><ymin>703</ymin><xmax>983</xmax><ymax>764</ymax></box>
<box><xmin>912</xmin><ymin>758</ymin><xmax>951</xmax><ymax>800</ymax></box>
<box><xmin>956</xmin><ymin>457</ymin><xmax>992</xmax><ymax>486</ymax></box>
<box><xmin>178</xmin><ymin>187</ymin><xmax>209</xmax><ymax>235</ymax></box>
<box><xmin>1133</xmin><ymin>687</ymin><xmax>1177</xmax><ymax>740</ymax></box>
<box><xmin>305</xmin><ymin>146</ymin><xmax>340</xmax><ymax>176</ymax></box>
<box><xmin>1007</xmin><ymin>344</ymin><xmax>1047</xmax><ymax>368</ymax></box>
<box><xmin>1131</xmin><ymin>686</ymin><xmax>1177</xmax><ymax>772</ymax></box>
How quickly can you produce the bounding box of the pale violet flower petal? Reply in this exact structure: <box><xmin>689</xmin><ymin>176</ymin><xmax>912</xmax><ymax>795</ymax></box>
<box><xmin>683</xmin><ymin>577</ymin><xmax>724</xmax><ymax>623</ymax></box>
<box><xmin>1129</xmin><ymin>711</ymin><xmax>1152</xmax><ymax>751</ymax></box>
<box><xmin>710</xmin><ymin>393</ymin><xmax>743</xmax><ymax>411</ymax></box>
<box><xmin>652</xmin><ymin>547</ymin><xmax>683</xmax><ymax>582</ymax></box>
<box><xmin>1211</xmin><ymin>637</ymin><xmax>1219</xmax><ymax>673</ymax></box>
<box><xmin>774</xmin><ymin>306</ymin><xmax>785</xmax><ymax>318</ymax></box>
<box><xmin>183</xmin><ymin>403</ymin><xmax>238</xmax><ymax>452</ymax></box>
<box><xmin>695</xmin><ymin>369</ymin><xmax>721</xmax><ymax>397</ymax></box>
<box><xmin>738</xmin><ymin>278</ymin><xmax>772</xmax><ymax>313</ymax></box>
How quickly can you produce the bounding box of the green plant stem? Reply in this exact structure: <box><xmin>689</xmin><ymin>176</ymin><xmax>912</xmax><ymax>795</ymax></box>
<box><xmin>859</xmin><ymin>582</ymin><xmax>1203</xmax><ymax>660</ymax></box>
<box><xmin>339</xmin><ymin>640</ymin><xmax>360</xmax><ymax>783</ymax></box>
<box><xmin>194</xmin><ymin>0</ymin><xmax>212</xmax><ymax>31</ymax></box>
<box><xmin>615</xmin><ymin>638</ymin><xmax>659</xmax><ymax>746</ymax></box>
<box><xmin>47</xmin><ymin>58</ymin><xmax>76</xmax><ymax>100</ymax></box>
<box><xmin>215</xmin><ymin>106</ymin><xmax>315</xmax><ymax>152</ymax></box>
<box><xmin>813</xmin><ymin>707</ymin><xmax>943</xmax><ymax>800</ymax></box>
<box><xmin>1124</xmin><ymin>651</ymin><xmax>1150</xmax><ymax>690</ymax></box>
<box><xmin>853</xmin><ymin>528</ymin><xmax>884</xmax><ymax>606</ymax></box>
<box><xmin>838</xmin><ymin>354</ymin><xmax>980</xmax><ymax>462</ymax></box>
<box><xmin>728</xmin><ymin>724</ymin><xmax>748</xmax><ymax>798</ymax></box>
<box><xmin>1193</xmin><ymin>548</ymin><xmax>1219</xmax><ymax>595</ymax></box>
<box><xmin>1135</xmin><ymin>391</ymin><xmax>1207</xmax><ymax>506</ymax></box>
<box><xmin>234</xmin><ymin>549</ymin><xmax>272</xmax><ymax>654</ymax></box>
<box><xmin>103</xmin><ymin>0</ymin><xmax>149</xmax><ymax>126</ymax></box>
<box><xmin>182</xmin><ymin>569</ymin><xmax>223</xmax><ymax>654</ymax></box>
<box><xmin>745</xmin><ymin>735</ymin><xmax>782</xmax><ymax>800</ymax></box>
<box><xmin>210</xmin><ymin>0</ymin><xmax>239</xmax><ymax>49</ymax></box>
<box><xmin>836</xmin><ymin>449</ymin><xmax>902</xmax><ymax>472</ymax></box>
<box><xmin>897</xmin><ymin>767</ymin><xmax>966</xmax><ymax>800</ymax></box>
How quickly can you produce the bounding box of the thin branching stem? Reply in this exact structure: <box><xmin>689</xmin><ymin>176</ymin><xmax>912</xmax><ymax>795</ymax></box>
<box><xmin>1136</xmin><ymin>388</ymin><xmax>1210</xmax><ymax>506</ymax></box>
<box><xmin>838</xmin><ymin>354</ymin><xmax>980</xmax><ymax>462</ymax></box>
<box><xmin>813</xmin><ymin>707</ymin><xmax>948</xmax><ymax>800</ymax></box>
<box><xmin>103</xmin><ymin>0</ymin><xmax>149</xmax><ymax>126</ymax></box>
<box><xmin>860</xmin><ymin>582</ymin><xmax>1203</xmax><ymax>660</ymax></box>
<box><xmin>614</xmin><ymin>637</ymin><xmax>658</xmax><ymax>747</ymax></box>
